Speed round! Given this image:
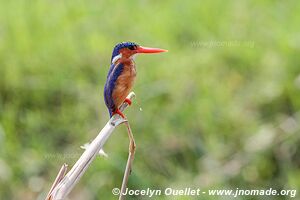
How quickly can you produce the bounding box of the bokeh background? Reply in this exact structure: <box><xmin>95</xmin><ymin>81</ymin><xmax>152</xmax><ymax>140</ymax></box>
<box><xmin>0</xmin><ymin>0</ymin><xmax>299</xmax><ymax>199</ymax></box>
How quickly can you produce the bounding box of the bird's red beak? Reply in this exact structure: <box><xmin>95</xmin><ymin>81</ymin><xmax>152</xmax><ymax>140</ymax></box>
<box><xmin>136</xmin><ymin>46</ymin><xmax>168</xmax><ymax>54</ymax></box>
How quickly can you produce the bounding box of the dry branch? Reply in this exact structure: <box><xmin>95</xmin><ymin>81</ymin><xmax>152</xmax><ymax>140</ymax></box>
<box><xmin>46</xmin><ymin>92</ymin><xmax>136</xmax><ymax>200</ymax></box>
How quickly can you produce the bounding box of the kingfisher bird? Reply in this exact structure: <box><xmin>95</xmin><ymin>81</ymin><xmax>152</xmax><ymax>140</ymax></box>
<box><xmin>104</xmin><ymin>42</ymin><xmax>167</xmax><ymax>118</ymax></box>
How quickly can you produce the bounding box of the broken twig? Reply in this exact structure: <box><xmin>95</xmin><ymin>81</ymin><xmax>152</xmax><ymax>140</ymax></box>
<box><xmin>46</xmin><ymin>92</ymin><xmax>136</xmax><ymax>200</ymax></box>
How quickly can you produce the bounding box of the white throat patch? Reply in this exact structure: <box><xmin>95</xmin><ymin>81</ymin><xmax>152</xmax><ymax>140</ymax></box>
<box><xmin>112</xmin><ymin>53</ymin><xmax>122</xmax><ymax>64</ymax></box>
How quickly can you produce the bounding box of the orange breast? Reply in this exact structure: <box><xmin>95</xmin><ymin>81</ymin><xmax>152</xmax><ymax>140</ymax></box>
<box><xmin>112</xmin><ymin>62</ymin><xmax>136</xmax><ymax>108</ymax></box>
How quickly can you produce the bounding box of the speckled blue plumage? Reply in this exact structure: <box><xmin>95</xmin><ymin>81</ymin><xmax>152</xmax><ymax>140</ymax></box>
<box><xmin>111</xmin><ymin>42</ymin><xmax>138</xmax><ymax>61</ymax></box>
<box><xmin>104</xmin><ymin>62</ymin><xmax>125</xmax><ymax>117</ymax></box>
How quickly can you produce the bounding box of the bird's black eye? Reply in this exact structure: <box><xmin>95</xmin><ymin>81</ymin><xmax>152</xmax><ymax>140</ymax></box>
<box><xmin>128</xmin><ymin>45</ymin><xmax>136</xmax><ymax>50</ymax></box>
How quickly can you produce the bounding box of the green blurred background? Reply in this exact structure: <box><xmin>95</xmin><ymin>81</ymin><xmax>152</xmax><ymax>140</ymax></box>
<box><xmin>0</xmin><ymin>0</ymin><xmax>299</xmax><ymax>199</ymax></box>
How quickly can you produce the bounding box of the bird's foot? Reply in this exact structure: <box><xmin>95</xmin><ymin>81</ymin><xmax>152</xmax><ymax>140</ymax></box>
<box><xmin>124</xmin><ymin>98</ymin><xmax>132</xmax><ymax>106</ymax></box>
<box><xmin>112</xmin><ymin>109</ymin><xmax>126</xmax><ymax>119</ymax></box>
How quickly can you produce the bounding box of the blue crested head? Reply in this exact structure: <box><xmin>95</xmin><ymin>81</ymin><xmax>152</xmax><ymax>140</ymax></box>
<box><xmin>111</xmin><ymin>42</ymin><xmax>139</xmax><ymax>61</ymax></box>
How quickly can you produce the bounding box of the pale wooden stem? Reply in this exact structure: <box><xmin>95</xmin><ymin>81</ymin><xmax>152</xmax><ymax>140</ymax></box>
<box><xmin>46</xmin><ymin>92</ymin><xmax>136</xmax><ymax>200</ymax></box>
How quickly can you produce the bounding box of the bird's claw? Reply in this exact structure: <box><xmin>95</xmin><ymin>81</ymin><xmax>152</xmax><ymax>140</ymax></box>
<box><xmin>124</xmin><ymin>98</ymin><xmax>132</xmax><ymax>106</ymax></box>
<box><xmin>112</xmin><ymin>109</ymin><xmax>126</xmax><ymax>119</ymax></box>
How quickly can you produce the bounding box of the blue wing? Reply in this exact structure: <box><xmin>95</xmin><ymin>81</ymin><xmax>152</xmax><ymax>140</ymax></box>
<box><xmin>104</xmin><ymin>63</ymin><xmax>125</xmax><ymax>117</ymax></box>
